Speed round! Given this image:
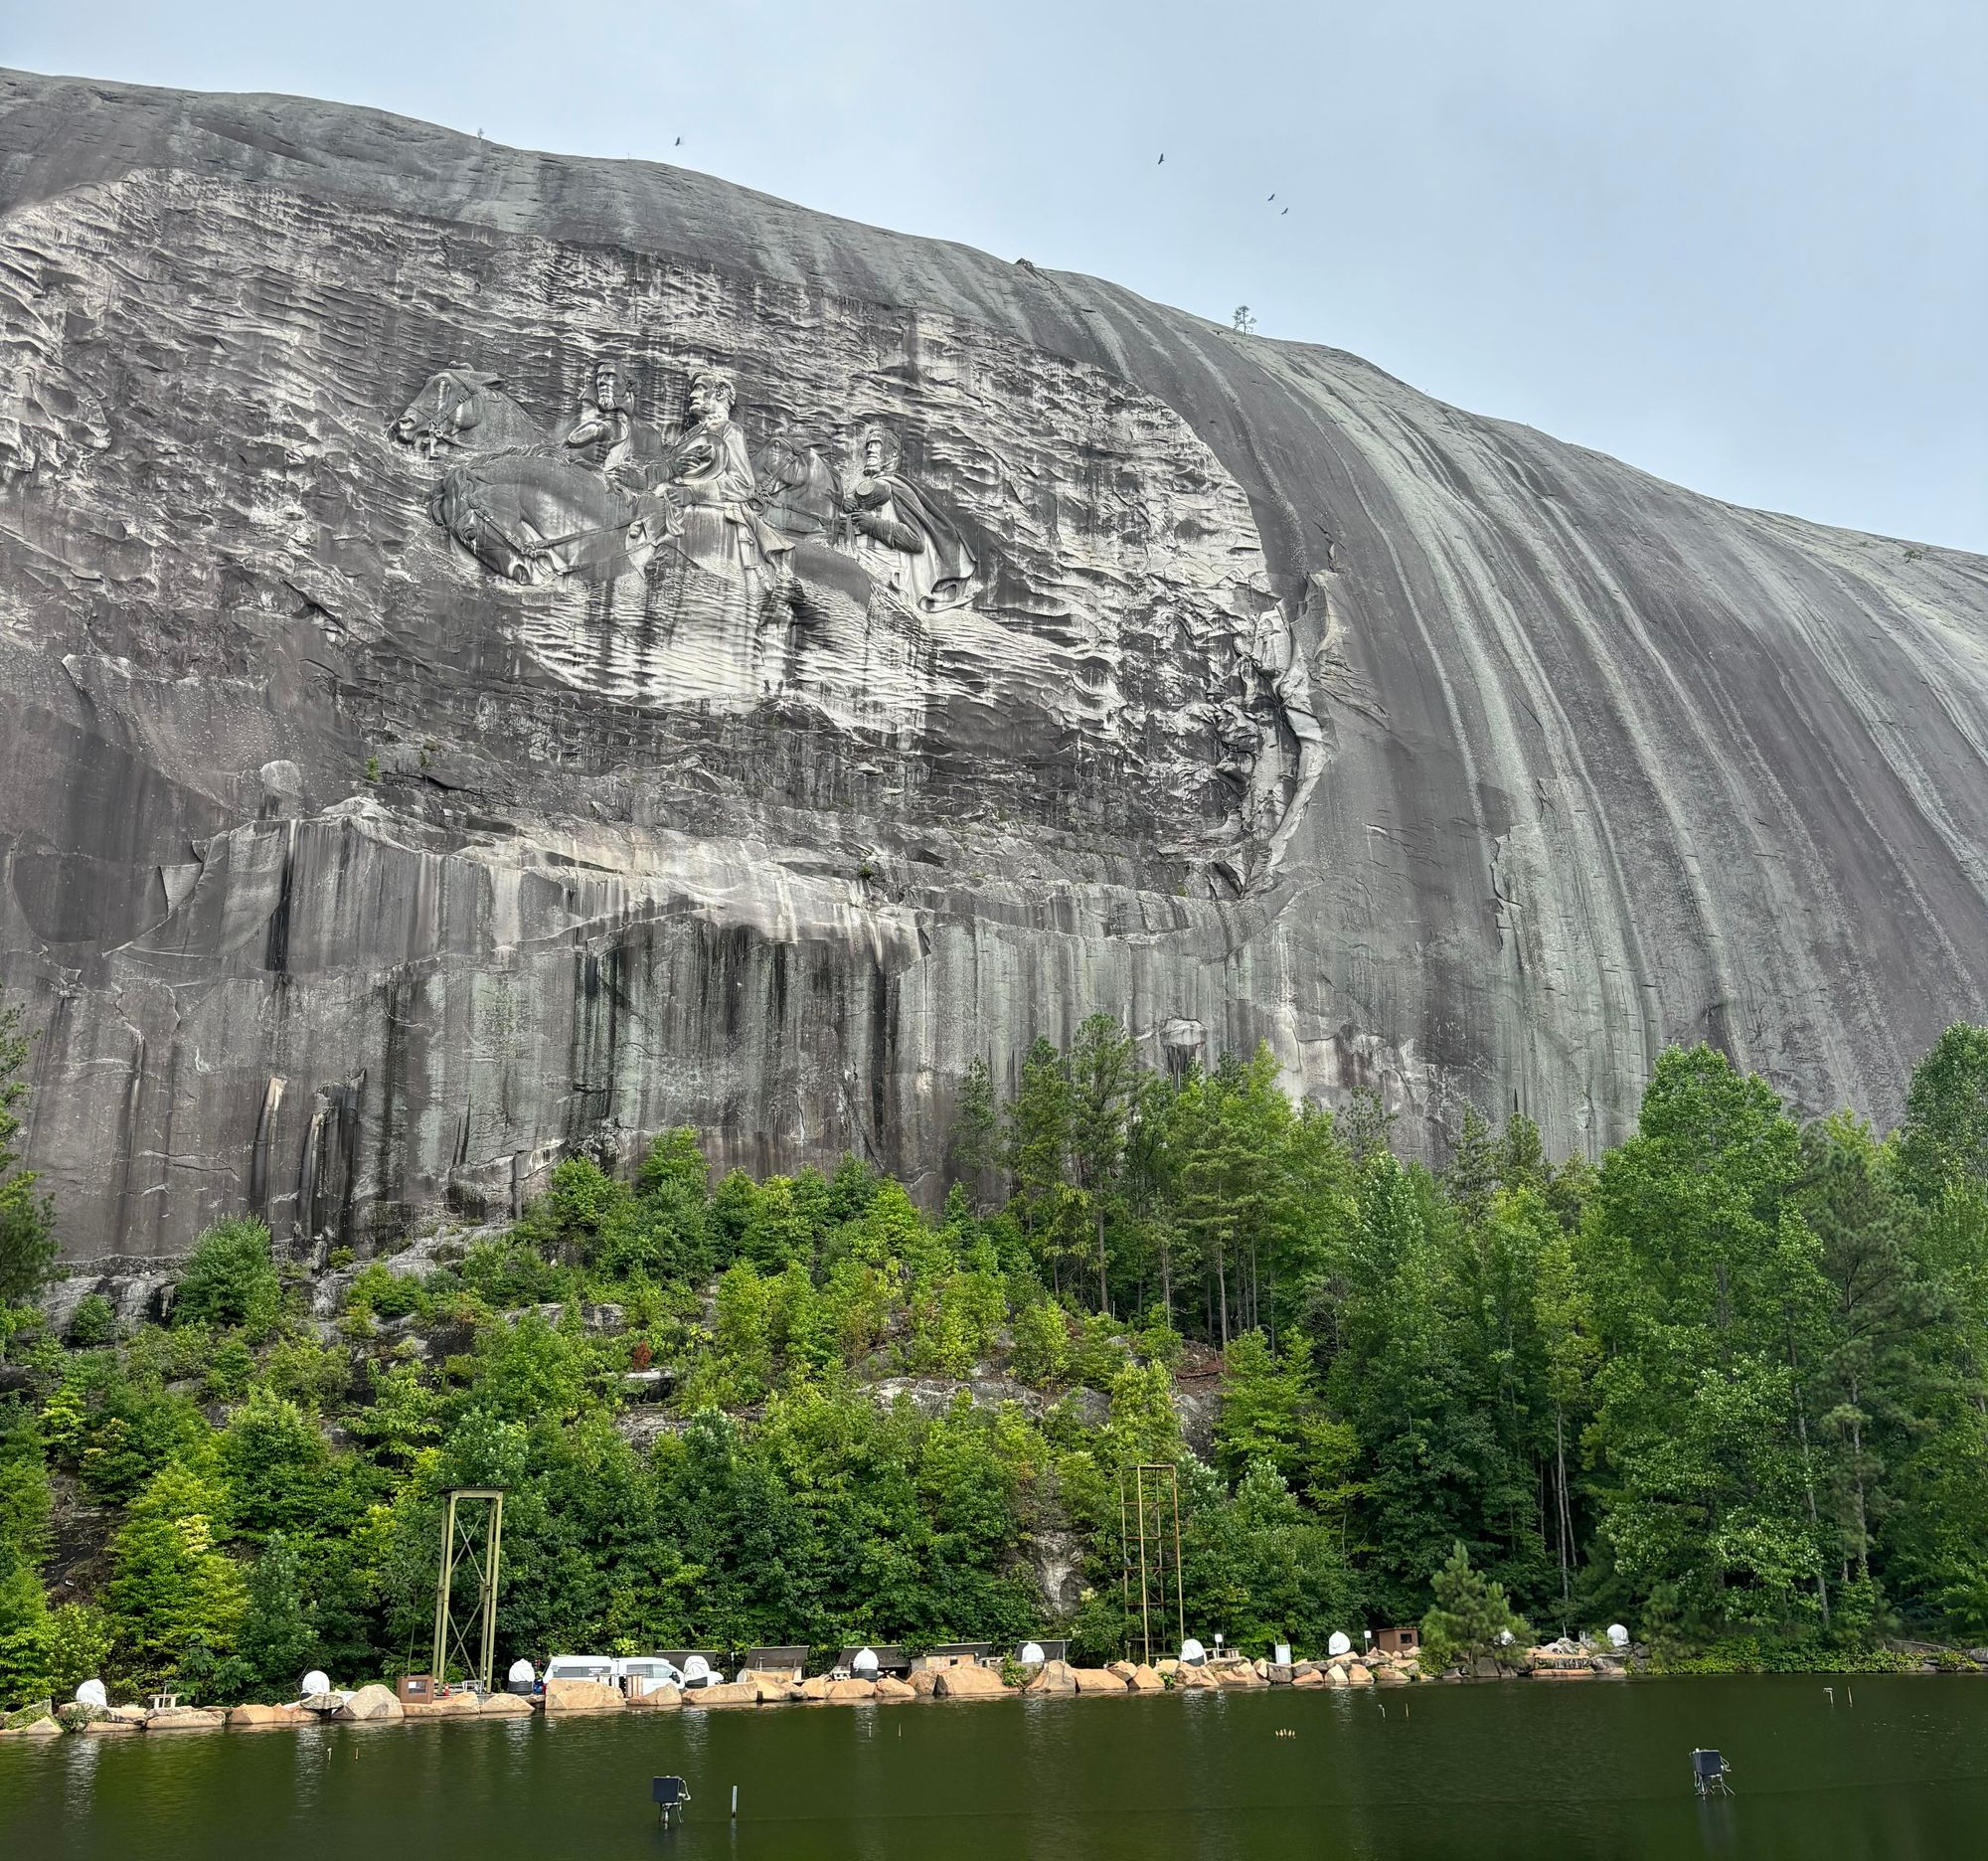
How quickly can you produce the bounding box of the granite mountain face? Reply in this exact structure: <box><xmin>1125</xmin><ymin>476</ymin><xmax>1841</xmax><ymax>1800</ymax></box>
<box><xmin>3</xmin><ymin>70</ymin><xmax>1984</xmax><ymax>1265</ymax></box>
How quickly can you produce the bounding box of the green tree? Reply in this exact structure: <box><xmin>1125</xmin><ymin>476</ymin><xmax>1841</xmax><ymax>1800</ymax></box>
<box><xmin>1581</xmin><ymin>1047</ymin><xmax>1828</xmax><ymax>1637</ymax></box>
<box><xmin>222</xmin><ymin>1533</ymin><xmax>317</xmax><ymax>1700</ymax></box>
<box><xmin>1896</xmin><ymin>1024</ymin><xmax>1988</xmax><ymax>1204</ymax></box>
<box><xmin>44</xmin><ymin>1602</ymin><xmax>114</xmax><ymax>1699</ymax></box>
<box><xmin>0</xmin><ymin>1552</ymin><xmax>52</xmax><ymax>1709</ymax></box>
<box><xmin>1068</xmin><ymin>1015</ymin><xmax>1136</xmax><ymax>1314</ymax></box>
<box><xmin>172</xmin><ymin>1217</ymin><xmax>281</xmax><ymax>1334</ymax></box>
<box><xmin>1419</xmin><ymin>1540</ymin><xmax>1529</xmax><ymax>1672</ymax></box>
<box><xmin>0</xmin><ymin>997</ymin><xmax>56</xmax><ymax>1303</ymax></box>
<box><xmin>946</xmin><ymin>1056</ymin><xmax>1002</xmax><ymax>1203</ymax></box>
<box><xmin>107</xmin><ymin>1460</ymin><xmax>246</xmax><ymax>1693</ymax></box>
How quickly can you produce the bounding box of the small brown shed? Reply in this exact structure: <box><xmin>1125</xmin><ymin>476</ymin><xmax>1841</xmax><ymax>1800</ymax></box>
<box><xmin>1374</xmin><ymin>1626</ymin><xmax>1420</xmax><ymax>1655</ymax></box>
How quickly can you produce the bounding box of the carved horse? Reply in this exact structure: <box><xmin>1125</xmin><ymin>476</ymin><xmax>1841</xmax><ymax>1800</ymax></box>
<box><xmin>391</xmin><ymin>368</ymin><xmax>548</xmax><ymax>457</ymax></box>
<box><xmin>429</xmin><ymin>454</ymin><xmax>655</xmax><ymax>585</ymax></box>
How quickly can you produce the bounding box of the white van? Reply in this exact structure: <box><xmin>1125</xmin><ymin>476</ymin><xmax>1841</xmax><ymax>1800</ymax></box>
<box><xmin>542</xmin><ymin>1654</ymin><xmax>614</xmax><ymax>1689</ymax></box>
<box><xmin>615</xmin><ymin>1656</ymin><xmax>683</xmax><ymax>1697</ymax></box>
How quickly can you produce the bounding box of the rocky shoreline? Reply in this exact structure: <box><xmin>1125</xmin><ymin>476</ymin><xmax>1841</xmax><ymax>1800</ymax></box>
<box><xmin>0</xmin><ymin>1648</ymin><xmax>1443</xmax><ymax>1738</ymax></box>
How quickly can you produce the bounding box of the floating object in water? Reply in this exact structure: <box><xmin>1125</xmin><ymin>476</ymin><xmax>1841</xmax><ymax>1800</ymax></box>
<box><xmin>1691</xmin><ymin>1749</ymin><xmax>1733</xmax><ymax>1797</ymax></box>
<box><xmin>652</xmin><ymin>1776</ymin><xmax>690</xmax><ymax>1828</ymax></box>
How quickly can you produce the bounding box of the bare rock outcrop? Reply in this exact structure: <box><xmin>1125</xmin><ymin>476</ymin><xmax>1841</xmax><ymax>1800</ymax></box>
<box><xmin>4</xmin><ymin>70</ymin><xmax>1986</xmax><ymax>1263</ymax></box>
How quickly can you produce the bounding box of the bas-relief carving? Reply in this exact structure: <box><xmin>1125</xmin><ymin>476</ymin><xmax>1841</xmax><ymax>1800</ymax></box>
<box><xmin>389</xmin><ymin>330</ymin><xmax>1320</xmax><ymax>890</ymax></box>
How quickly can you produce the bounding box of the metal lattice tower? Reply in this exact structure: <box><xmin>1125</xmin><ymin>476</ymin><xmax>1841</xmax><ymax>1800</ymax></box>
<box><xmin>1118</xmin><ymin>1463</ymin><xmax>1185</xmax><ymax>1666</ymax></box>
<box><xmin>430</xmin><ymin>1487</ymin><xmax>504</xmax><ymax>1691</ymax></box>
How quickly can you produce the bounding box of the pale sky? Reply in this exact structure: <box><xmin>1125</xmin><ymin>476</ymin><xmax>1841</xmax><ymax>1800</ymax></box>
<box><xmin>11</xmin><ymin>0</ymin><xmax>1985</xmax><ymax>551</ymax></box>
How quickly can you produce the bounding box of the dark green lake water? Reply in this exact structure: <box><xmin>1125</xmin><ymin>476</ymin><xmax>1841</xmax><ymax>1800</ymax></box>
<box><xmin>4</xmin><ymin>1675</ymin><xmax>1983</xmax><ymax>1859</ymax></box>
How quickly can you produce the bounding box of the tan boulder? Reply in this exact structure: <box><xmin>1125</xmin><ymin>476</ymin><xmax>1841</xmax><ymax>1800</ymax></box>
<box><xmin>625</xmin><ymin>1683</ymin><xmax>680</xmax><ymax>1711</ymax></box>
<box><xmin>934</xmin><ymin>1664</ymin><xmax>1007</xmax><ymax>1699</ymax></box>
<box><xmin>1072</xmin><ymin>1668</ymin><xmax>1129</xmax><ymax>1694</ymax></box>
<box><xmin>542</xmin><ymin>1678</ymin><xmax>622</xmax><ymax>1715</ymax></box>
<box><xmin>873</xmin><ymin>1676</ymin><xmax>916</xmax><ymax>1702</ymax></box>
<box><xmin>909</xmin><ymin>1669</ymin><xmax>942</xmax><ymax>1697</ymax></box>
<box><xmin>1156</xmin><ymin>1657</ymin><xmax>1180</xmax><ymax>1675</ymax></box>
<box><xmin>1292</xmin><ymin>1669</ymin><xmax>1326</xmax><ymax>1689</ymax></box>
<box><xmin>83</xmin><ymin>1705</ymin><xmax>147</xmax><ymax>1734</ymax></box>
<box><xmin>410</xmin><ymin>1690</ymin><xmax>482</xmax><ymax>1717</ymax></box>
<box><xmin>799</xmin><ymin>1676</ymin><xmax>832</xmax><ymax>1701</ymax></box>
<box><xmin>1022</xmin><ymin>1659</ymin><xmax>1077</xmax><ymax>1697</ymax></box>
<box><xmin>752</xmin><ymin>1676</ymin><xmax>805</xmax><ymax>1704</ymax></box>
<box><xmin>1175</xmin><ymin>1664</ymin><xmax>1217</xmax><ymax>1690</ymax></box>
<box><xmin>1347</xmin><ymin>1663</ymin><xmax>1373</xmax><ymax>1688</ymax></box>
<box><xmin>1375</xmin><ymin>1666</ymin><xmax>1408</xmax><ymax>1686</ymax></box>
<box><xmin>1325</xmin><ymin>1666</ymin><xmax>1349</xmax><ymax>1690</ymax></box>
<box><xmin>1127</xmin><ymin>1664</ymin><xmax>1164</xmax><ymax>1692</ymax></box>
<box><xmin>685</xmin><ymin>1681</ymin><xmax>759</xmax><ymax>1706</ymax></box>
<box><xmin>229</xmin><ymin>1704</ymin><xmax>303</xmax><ymax>1728</ymax></box>
<box><xmin>1106</xmin><ymin>1661</ymin><xmax>1138</xmax><ymax>1682</ymax></box>
<box><xmin>825</xmin><ymin>1678</ymin><xmax>877</xmax><ymax>1702</ymax></box>
<box><xmin>335</xmin><ymin>1685</ymin><xmax>405</xmax><ymax>1724</ymax></box>
<box><xmin>1216</xmin><ymin>1665</ymin><xmax>1265</xmax><ymax>1690</ymax></box>
<box><xmin>2</xmin><ymin>1715</ymin><xmax>61</xmax><ymax>1739</ymax></box>
<box><xmin>145</xmin><ymin>1706</ymin><xmax>229</xmax><ymax>1732</ymax></box>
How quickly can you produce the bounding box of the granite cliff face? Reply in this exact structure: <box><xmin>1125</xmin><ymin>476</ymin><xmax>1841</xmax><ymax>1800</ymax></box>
<box><xmin>3</xmin><ymin>70</ymin><xmax>1985</xmax><ymax>1265</ymax></box>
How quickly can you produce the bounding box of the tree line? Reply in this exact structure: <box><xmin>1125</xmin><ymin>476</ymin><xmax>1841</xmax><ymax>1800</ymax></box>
<box><xmin>3</xmin><ymin>1001</ymin><xmax>1988</xmax><ymax>1709</ymax></box>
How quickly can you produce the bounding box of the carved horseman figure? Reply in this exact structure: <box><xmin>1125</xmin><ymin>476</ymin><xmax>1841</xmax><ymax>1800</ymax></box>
<box><xmin>663</xmin><ymin>369</ymin><xmax>795</xmax><ymax>602</ymax></box>
<box><xmin>563</xmin><ymin>357</ymin><xmax>663</xmax><ymax>486</ymax></box>
<box><xmin>841</xmin><ymin>424</ymin><xmax>977</xmax><ymax>610</ymax></box>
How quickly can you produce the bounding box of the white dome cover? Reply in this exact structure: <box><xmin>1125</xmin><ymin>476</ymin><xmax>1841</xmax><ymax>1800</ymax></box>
<box><xmin>1327</xmin><ymin>1631</ymin><xmax>1353</xmax><ymax>1657</ymax></box>
<box><xmin>1180</xmin><ymin>1637</ymin><xmax>1206</xmax><ymax>1665</ymax></box>
<box><xmin>76</xmin><ymin>1678</ymin><xmax>107</xmax><ymax>1709</ymax></box>
<box><xmin>1020</xmin><ymin>1641</ymin><xmax>1046</xmax><ymax>1665</ymax></box>
<box><xmin>681</xmin><ymin>1655</ymin><xmax>712</xmax><ymax>1684</ymax></box>
<box><xmin>507</xmin><ymin>1659</ymin><xmax>536</xmax><ymax>1684</ymax></box>
<box><xmin>1606</xmin><ymin>1623</ymin><xmax>1631</xmax><ymax>1649</ymax></box>
<box><xmin>851</xmin><ymin>1646</ymin><xmax>880</xmax><ymax>1677</ymax></box>
<box><xmin>302</xmin><ymin>1669</ymin><xmax>331</xmax><ymax>1697</ymax></box>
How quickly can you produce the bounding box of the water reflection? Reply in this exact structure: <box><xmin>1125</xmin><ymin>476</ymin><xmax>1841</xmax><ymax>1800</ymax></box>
<box><xmin>6</xmin><ymin>1677</ymin><xmax>1988</xmax><ymax>1861</ymax></box>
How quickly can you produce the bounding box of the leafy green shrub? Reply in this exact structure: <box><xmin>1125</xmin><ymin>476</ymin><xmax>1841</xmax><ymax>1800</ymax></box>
<box><xmin>173</xmin><ymin>1218</ymin><xmax>281</xmax><ymax>1334</ymax></box>
<box><xmin>44</xmin><ymin>1602</ymin><xmax>113</xmax><ymax>1698</ymax></box>
<box><xmin>342</xmin><ymin>1263</ymin><xmax>423</xmax><ymax>1322</ymax></box>
<box><xmin>68</xmin><ymin>1293</ymin><xmax>117</xmax><ymax>1347</ymax></box>
<box><xmin>1009</xmin><ymin>1300</ymin><xmax>1072</xmax><ymax>1390</ymax></box>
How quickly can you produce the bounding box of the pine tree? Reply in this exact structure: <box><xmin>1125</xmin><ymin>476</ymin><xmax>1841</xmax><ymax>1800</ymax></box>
<box><xmin>1419</xmin><ymin>1540</ymin><xmax>1530</xmax><ymax>1672</ymax></box>
<box><xmin>1068</xmin><ymin>1016</ymin><xmax>1136</xmax><ymax>1314</ymax></box>
<box><xmin>945</xmin><ymin>1056</ymin><xmax>1002</xmax><ymax>1205</ymax></box>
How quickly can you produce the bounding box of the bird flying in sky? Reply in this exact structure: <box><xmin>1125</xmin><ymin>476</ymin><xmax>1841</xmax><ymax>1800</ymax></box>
<box><xmin>1157</xmin><ymin>152</ymin><xmax>1164</xmax><ymax>164</ymax></box>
